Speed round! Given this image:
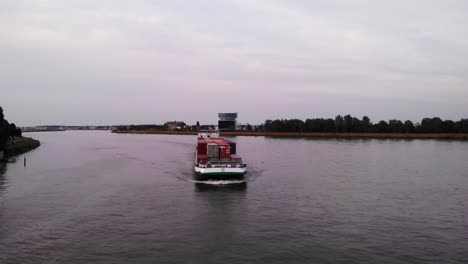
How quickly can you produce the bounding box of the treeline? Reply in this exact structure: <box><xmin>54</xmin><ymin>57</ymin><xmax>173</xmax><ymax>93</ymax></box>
<box><xmin>115</xmin><ymin>123</ymin><xmax>216</xmax><ymax>132</ymax></box>
<box><xmin>264</xmin><ymin>115</ymin><xmax>468</xmax><ymax>133</ymax></box>
<box><xmin>116</xmin><ymin>124</ymin><xmax>167</xmax><ymax>131</ymax></box>
<box><xmin>113</xmin><ymin>115</ymin><xmax>468</xmax><ymax>134</ymax></box>
<box><xmin>0</xmin><ymin>106</ymin><xmax>22</xmax><ymax>151</ymax></box>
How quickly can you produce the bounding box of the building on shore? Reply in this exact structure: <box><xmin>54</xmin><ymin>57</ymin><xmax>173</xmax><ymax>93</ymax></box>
<box><xmin>21</xmin><ymin>126</ymin><xmax>65</xmax><ymax>132</ymax></box>
<box><xmin>218</xmin><ymin>113</ymin><xmax>238</xmax><ymax>131</ymax></box>
<box><xmin>165</xmin><ymin>121</ymin><xmax>187</xmax><ymax>131</ymax></box>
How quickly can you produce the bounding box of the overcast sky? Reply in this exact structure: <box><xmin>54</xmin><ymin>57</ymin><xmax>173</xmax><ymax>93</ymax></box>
<box><xmin>1</xmin><ymin>0</ymin><xmax>467</xmax><ymax>126</ymax></box>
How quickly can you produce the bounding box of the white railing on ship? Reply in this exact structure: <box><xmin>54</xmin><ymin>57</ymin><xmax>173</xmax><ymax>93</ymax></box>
<box><xmin>196</xmin><ymin>163</ymin><xmax>246</xmax><ymax>168</ymax></box>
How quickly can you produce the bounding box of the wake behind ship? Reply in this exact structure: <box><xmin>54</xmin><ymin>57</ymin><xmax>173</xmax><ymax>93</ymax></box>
<box><xmin>194</xmin><ymin>131</ymin><xmax>247</xmax><ymax>181</ymax></box>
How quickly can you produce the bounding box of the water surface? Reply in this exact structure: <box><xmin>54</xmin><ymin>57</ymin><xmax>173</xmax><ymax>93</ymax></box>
<box><xmin>1</xmin><ymin>131</ymin><xmax>467</xmax><ymax>263</ymax></box>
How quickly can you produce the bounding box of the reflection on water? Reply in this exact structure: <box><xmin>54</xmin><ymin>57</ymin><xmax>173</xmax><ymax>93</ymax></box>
<box><xmin>192</xmin><ymin>180</ymin><xmax>248</xmax><ymax>261</ymax></box>
<box><xmin>194</xmin><ymin>182</ymin><xmax>247</xmax><ymax>192</ymax></box>
<box><xmin>0</xmin><ymin>161</ymin><xmax>7</xmax><ymax>195</ymax></box>
<box><xmin>0</xmin><ymin>162</ymin><xmax>6</xmax><ymax>175</ymax></box>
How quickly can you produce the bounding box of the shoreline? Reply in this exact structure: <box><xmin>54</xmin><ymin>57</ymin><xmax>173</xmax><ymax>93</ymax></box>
<box><xmin>1</xmin><ymin>137</ymin><xmax>41</xmax><ymax>160</ymax></box>
<box><xmin>113</xmin><ymin>130</ymin><xmax>468</xmax><ymax>139</ymax></box>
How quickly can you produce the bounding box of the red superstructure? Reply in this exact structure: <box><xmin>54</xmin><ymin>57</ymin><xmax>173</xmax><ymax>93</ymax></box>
<box><xmin>196</xmin><ymin>133</ymin><xmax>239</xmax><ymax>163</ymax></box>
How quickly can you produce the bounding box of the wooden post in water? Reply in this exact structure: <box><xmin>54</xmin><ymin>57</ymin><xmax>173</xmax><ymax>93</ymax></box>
<box><xmin>24</xmin><ymin>156</ymin><xmax>26</xmax><ymax>167</ymax></box>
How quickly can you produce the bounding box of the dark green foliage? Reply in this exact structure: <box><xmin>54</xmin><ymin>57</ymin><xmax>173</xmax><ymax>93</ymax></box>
<box><xmin>388</xmin><ymin>120</ymin><xmax>404</xmax><ymax>133</ymax></box>
<box><xmin>374</xmin><ymin>120</ymin><xmax>389</xmax><ymax>132</ymax></box>
<box><xmin>111</xmin><ymin>115</ymin><xmax>468</xmax><ymax>134</ymax></box>
<box><xmin>199</xmin><ymin>124</ymin><xmax>216</xmax><ymax>130</ymax></box>
<box><xmin>362</xmin><ymin>116</ymin><xmax>371</xmax><ymax>132</ymax></box>
<box><xmin>403</xmin><ymin>120</ymin><xmax>415</xmax><ymax>133</ymax></box>
<box><xmin>442</xmin><ymin>120</ymin><xmax>456</xmax><ymax>133</ymax></box>
<box><xmin>264</xmin><ymin>120</ymin><xmax>273</xmax><ymax>132</ymax></box>
<box><xmin>114</xmin><ymin>123</ymin><xmax>216</xmax><ymax>132</ymax></box>
<box><xmin>4</xmin><ymin>137</ymin><xmax>40</xmax><ymax>158</ymax></box>
<box><xmin>267</xmin><ymin>119</ymin><xmax>305</xmax><ymax>132</ymax></box>
<box><xmin>10</xmin><ymin>123</ymin><xmax>22</xmax><ymax>136</ymax></box>
<box><xmin>343</xmin><ymin>115</ymin><xmax>353</xmax><ymax>132</ymax></box>
<box><xmin>262</xmin><ymin>115</ymin><xmax>468</xmax><ymax>133</ymax></box>
<box><xmin>255</xmin><ymin>124</ymin><xmax>263</xmax><ymax>132</ymax></box>
<box><xmin>0</xmin><ymin>107</ymin><xmax>10</xmax><ymax>150</ymax></box>
<box><xmin>420</xmin><ymin>117</ymin><xmax>443</xmax><ymax>133</ymax></box>
<box><xmin>0</xmin><ymin>119</ymin><xmax>9</xmax><ymax>150</ymax></box>
<box><xmin>116</xmin><ymin>124</ymin><xmax>166</xmax><ymax>131</ymax></box>
<box><xmin>0</xmin><ymin>106</ymin><xmax>23</xmax><ymax>151</ymax></box>
<box><xmin>460</xmin><ymin>119</ymin><xmax>468</xmax><ymax>133</ymax></box>
<box><xmin>335</xmin><ymin>115</ymin><xmax>344</xmax><ymax>132</ymax></box>
<box><xmin>305</xmin><ymin>118</ymin><xmax>336</xmax><ymax>132</ymax></box>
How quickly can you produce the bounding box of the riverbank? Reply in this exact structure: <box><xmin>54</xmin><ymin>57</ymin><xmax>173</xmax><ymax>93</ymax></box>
<box><xmin>2</xmin><ymin>137</ymin><xmax>40</xmax><ymax>159</ymax></box>
<box><xmin>113</xmin><ymin>130</ymin><xmax>468</xmax><ymax>139</ymax></box>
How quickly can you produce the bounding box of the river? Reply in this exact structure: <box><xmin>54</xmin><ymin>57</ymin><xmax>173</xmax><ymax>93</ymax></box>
<box><xmin>1</xmin><ymin>131</ymin><xmax>467</xmax><ymax>263</ymax></box>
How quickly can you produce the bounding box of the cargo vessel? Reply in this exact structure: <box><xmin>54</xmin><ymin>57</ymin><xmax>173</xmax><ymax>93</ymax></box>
<box><xmin>194</xmin><ymin>131</ymin><xmax>247</xmax><ymax>181</ymax></box>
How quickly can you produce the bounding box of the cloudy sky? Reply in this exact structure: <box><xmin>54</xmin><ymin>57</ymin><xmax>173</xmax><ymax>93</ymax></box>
<box><xmin>1</xmin><ymin>0</ymin><xmax>467</xmax><ymax>126</ymax></box>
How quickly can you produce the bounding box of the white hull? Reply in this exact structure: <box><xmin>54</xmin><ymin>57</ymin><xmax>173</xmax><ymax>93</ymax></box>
<box><xmin>194</xmin><ymin>166</ymin><xmax>247</xmax><ymax>175</ymax></box>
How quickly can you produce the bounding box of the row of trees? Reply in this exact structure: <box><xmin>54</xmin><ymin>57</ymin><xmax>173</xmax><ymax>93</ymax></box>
<box><xmin>0</xmin><ymin>106</ymin><xmax>22</xmax><ymax>151</ymax></box>
<box><xmin>116</xmin><ymin>124</ymin><xmax>167</xmax><ymax>131</ymax></box>
<box><xmin>113</xmin><ymin>115</ymin><xmax>468</xmax><ymax>134</ymax></box>
<box><xmin>115</xmin><ymin>121</ymin><xmax>216</xmax><ymax>132</ymax></box>
<box><xmin>264</xmin><ymin>115</ymin><xmax>468</xmax><ymax>133</ymax></box>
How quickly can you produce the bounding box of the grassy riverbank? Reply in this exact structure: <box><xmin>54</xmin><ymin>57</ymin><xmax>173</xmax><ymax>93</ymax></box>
<box><xmin>3</xmin><ymin>137</ymin><xmax>40</xmax><ymax>158</ymax></box>
<box><xmin>113</xmin><ymin>130</ymin><xmax>468</xmax><ymax>139</ymax></box>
